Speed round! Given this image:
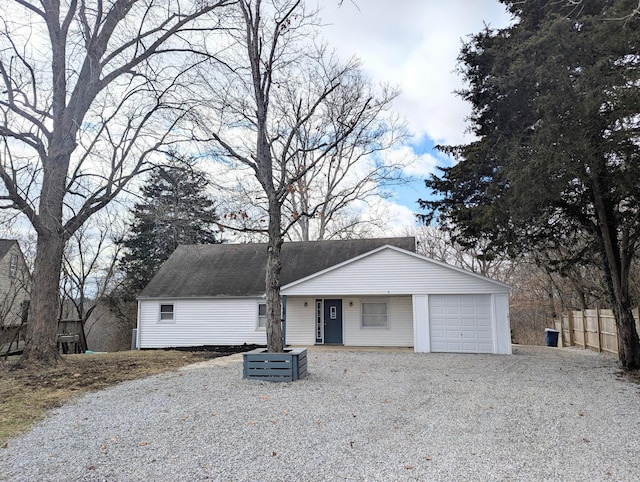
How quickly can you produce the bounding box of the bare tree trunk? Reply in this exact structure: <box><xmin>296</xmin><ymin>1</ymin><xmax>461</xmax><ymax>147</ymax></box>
<box><xmin>265</xmin><ymin>195</ymin><xmax>284</xmax><ymax>353</ymax></box>
<box><xmin>22</xmin><ymin>232</ymin><xmax>64</xmax><ymax>364</ymax></box>
<box><xmin>21</xmin><ymin>155</ymin><xmax>69</xmax><ymax>365</ymax></box>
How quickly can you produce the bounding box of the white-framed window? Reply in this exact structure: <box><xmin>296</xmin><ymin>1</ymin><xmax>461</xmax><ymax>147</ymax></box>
<box><xmin>315</xmin><ymin>299</ymin><xmax>323</xmax><ymax>342</ymax></box>
<box><xmin>9</xmin><ymin>254</ymin><xmax>17</xmax><ymax>278</ymax></box>
<box><xmin>159</xmin><ymin>304</ymin><xmax>175</xmax><ymax>323</ymax></box>
<box><xmin>257</xmin><ymin>302</ymin><xmax>267</xmax><ymax>329</ymax></box>
<box><xmin>361</xmin><ymin>301</ymin><xmax>388</xmax><ymax>328</ymax></box>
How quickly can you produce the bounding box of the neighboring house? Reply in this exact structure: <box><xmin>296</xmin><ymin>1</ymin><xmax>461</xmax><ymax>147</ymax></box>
<box><xmin>136</xmin><ymin>237</ymin><xmax>512</xmax><ymax>354</ymax></box>
<box><xmin>0</xmin><ymin>239</ymin><xmax>30</xmax><ymax>326</ymax></box>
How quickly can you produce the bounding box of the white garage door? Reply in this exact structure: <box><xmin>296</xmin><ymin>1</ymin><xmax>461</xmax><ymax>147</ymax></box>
<box><xmin>430</xmin><ymin>295</ymin><xmax>494</xmax><ymax>353</ymax></box>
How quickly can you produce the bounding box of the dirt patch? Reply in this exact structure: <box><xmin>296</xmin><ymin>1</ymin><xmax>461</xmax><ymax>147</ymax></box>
<box><xmin>0</xmin><ymin>347</ymin><xmax>253</xmax><ymax>446</ymax></box>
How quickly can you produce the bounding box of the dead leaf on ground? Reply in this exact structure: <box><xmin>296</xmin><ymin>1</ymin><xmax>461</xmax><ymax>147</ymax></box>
<box><xmin>138</xmin><ymin>441</ymin><xmax>148</xmax><ymax>447</ymax></box>
<box><xmin>405</xmin><ymin>465</ymin><xmax>414</xmax><ymax>470</ymax></box>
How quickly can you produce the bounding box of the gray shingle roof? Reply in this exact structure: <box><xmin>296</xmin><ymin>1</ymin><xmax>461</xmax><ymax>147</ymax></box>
<box><xmin>139</xmin><ymin>237</ymin><xmax>415</xmax><ymax>298</ymax></box>
<box><xmin>0</xmin><ymin>239</ymin><xmax>18</xmax><ymax>260</ymax></box>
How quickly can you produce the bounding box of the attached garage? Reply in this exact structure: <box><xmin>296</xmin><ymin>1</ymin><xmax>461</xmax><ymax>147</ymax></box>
<box><xmin>281</xmin><ymin>244</ymin><xmax>512</xmax><ymax>355</ymax></box>
<box><xmin>430</xmin><ymin>295</ymin><xmax>494</xmax><ymax>353</ymax></box>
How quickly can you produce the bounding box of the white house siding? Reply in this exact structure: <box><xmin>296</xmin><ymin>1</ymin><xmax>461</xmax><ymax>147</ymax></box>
<box><xmin>343</xmin><ymin>296</ymin><xmax>413</xmax><ymax>347</ymax></box>
<box><xmin>284</xmin><ymin>296</ymin><xmax>413</xmax><ymax>347</ymax></box>
<box><xmin>412</xmin><ymin>295</ymin><xmax>429</xmax><ymax>352</ymax></box>
<box><xmin>492</xmin><ymin>294</ymin><xmax>511</xmax><ymax>354</ymax></box>
<box><xmin>137</xmin><ymin>298</ymin><xmax>267</xmax><ymax>348</ymax></box>
<box><xmin>282</xmin><ymin>248</ymin><xmax>510</xmax><ymax>297</ymax></box>
<box><xmin>0</xmin><ymin>245</ymin><xmax>30</xmax><ymax>327</ymax></box>
<box><xmin>284</xmin><ymin>297</ymin><xmax>316</xmax><ymax>345</ymax></box>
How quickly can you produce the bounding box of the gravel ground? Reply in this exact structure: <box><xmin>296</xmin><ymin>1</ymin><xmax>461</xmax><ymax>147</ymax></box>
<box><xmin>1</xmin><ymin>346</ymin><xmax>639</xmax><ymax>481</ymax></box>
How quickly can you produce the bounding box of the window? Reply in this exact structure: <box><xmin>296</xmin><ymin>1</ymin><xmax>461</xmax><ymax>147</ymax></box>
<box><xmin>257</xmin><ymin>303</ymin><xmax>267</xmax><ymax>329</ymax></box>
<box><xmin>315</xmin><ymin>300</ymin><xmax>323</xmax><ymax>342</ymax></box>
<box><xmin>361</xmin><ymin>302</ymin><xmax>388</xmax><ymax>328</ymax></box>
<box><xmin>9</xmin><ymin>254</ymin><xmax>17</xmax><ymax>278</ymax></box>
<box><xmin>159</xmin><ymin>304</ymin><xmax>174</xmax><ymax>322</ymax></box>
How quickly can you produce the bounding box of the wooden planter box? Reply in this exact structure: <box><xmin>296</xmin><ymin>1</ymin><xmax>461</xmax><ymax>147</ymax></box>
<box><xmin>243</xmin><ymin>347</ymin><xmax>307</xmax><ymax>382</ymax></box>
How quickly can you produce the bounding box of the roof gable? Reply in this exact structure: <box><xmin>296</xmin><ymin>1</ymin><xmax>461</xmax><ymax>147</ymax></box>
<box><xmin>139</xmin><ymin>237</ymin><xmax>415</xmax><ymax>299</ymax></box>
<box><xmin>0</xmin><ymin>239</ymin><xmax>19</xmax><ymax>260</ymax></box>
<box><xmin>280</xmin><ymin>245</ymin><xmax>511</xmax><ymax>296</ymax></box>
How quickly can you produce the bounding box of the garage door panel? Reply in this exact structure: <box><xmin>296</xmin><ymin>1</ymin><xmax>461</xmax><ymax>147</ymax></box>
<box><xmin>430</xmin><ymin>294</ymin><xmax>494</xmax><ymax>354</ymax></box>
<box><xmin>431</xmin><ymin>327</ymin><xmax>445</xmax><ymax>336</ymax></box>
<box><xmin>431</xmin><ymin>341</ymin><xmax>445</xmax><ymax>351</ymax></box>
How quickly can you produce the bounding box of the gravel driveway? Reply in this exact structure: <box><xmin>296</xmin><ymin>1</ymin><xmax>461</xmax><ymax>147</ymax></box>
<box><xmin>1</xmin><ymin>346</ymin><xmax>639</xmax><ymax>481</ymax></box>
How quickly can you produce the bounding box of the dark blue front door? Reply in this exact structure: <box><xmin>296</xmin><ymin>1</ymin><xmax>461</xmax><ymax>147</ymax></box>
<box><xmin>323</xmin><ymin>299</ymin><xmax>343</xmax><ymax>344</ymax></box>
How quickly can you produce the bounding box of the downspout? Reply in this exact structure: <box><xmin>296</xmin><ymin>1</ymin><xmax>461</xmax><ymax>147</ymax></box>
<box><xmin>135</xmin><ymin>299</ymin><xmax>141</xmax><ymax>350</ymax></box>
<box><xmin>281</xmin><ymin>295</ymin><xmax>287</xmax><ymax>349</ymax></box>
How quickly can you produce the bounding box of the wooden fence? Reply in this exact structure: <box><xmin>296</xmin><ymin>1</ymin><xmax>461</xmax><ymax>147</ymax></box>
<box><xmin>554</xmin><ymin>308</ymin><xmax>640</xmax><ymax>356</ymax></box>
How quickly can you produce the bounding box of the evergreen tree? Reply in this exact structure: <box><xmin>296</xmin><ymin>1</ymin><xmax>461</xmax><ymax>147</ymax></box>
<box><xmin>421</xmin><ymin>0</ymin><xmax>640</xmax><ymax>368</ymax></box>
<box><xmin>120</xmin><ymin>155</ymin><xmax>220</xmax><ymax>293</ymax></box>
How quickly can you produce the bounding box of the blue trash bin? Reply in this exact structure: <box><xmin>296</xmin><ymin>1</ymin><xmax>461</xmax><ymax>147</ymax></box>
<box><xmin>545</xmin><ymin>328</ymin><xmax>559</xmax><ymax>347</ymax></box>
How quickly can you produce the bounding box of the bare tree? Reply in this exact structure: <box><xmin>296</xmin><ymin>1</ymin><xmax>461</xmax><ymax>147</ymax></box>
<box><xmin>193</xmin><ymin>0</ymin><xmax>395</xmax><ymax>352</ymax></box>
<box><xmin>0</xmin><ymin>0</ymin><xmax>232</xmax><ymax>364</ymax></box>
<box><xmin>280</xmin><ymin>69</ymin><xmax>409</xmax><ymax>241</ymax></box>
<box><xmin>412</xmin><ymin>225</ymin><xmax>515</xmax><ymax>281</ymax></box>
<box><xmin>61</xmin><ymin>207</ymin><xmax>125</xmax><ymax>323</ymax></box>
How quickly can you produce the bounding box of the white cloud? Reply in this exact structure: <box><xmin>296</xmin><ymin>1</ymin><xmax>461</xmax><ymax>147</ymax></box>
<box><xmin>382</xmin><ymin>146</ymin><xmax>439</xmax><ymax>178</ymax></box>
<box><xmin>318</xmin><ymin>0</ymin><xmax>512</xmax><ymax>146</ymax></box>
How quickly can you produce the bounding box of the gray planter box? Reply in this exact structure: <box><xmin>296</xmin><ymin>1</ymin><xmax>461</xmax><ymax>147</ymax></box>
<box><xmin>243</xmin><ymin>347</ymin><xmax>307</xmax><ymax>382</ymax></box>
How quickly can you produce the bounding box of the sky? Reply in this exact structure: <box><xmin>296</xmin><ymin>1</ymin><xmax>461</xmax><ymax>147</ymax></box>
<box><xmin>316</xmin><ymin>0</ymin><xmax>513</xmax><ymax>231</ymax></box>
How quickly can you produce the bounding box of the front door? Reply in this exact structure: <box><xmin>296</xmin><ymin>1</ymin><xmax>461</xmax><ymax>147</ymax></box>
<box><xmin>323</xmin><ymin>299</ymin><xmax>343</xmax><ymax>344</ymax></box>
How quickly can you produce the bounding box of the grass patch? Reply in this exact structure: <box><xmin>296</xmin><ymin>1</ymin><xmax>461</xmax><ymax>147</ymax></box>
<box><xmin>0</xmin><ymin>349</ymin><xmax>240</xmax><ymax>447</ymax></box>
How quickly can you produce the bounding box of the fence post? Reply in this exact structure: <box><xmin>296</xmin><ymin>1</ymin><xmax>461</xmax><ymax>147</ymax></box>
<box><xmin>595</xmin><ymin>307</ymin><xmax>602</xmax><ymax>353</ymax></box>
<box><xmin>581</xmin><ymin>309</ymin><xmax>588</xmax><ymax>350</ymax></box>
<box><xmin>568</xmin><ymin>311</ymin><xmax>575</xmax><ymax>347</ymax></box>
<box><xmin>554</xmin><ymin>317</ymin><xmax>563</xmax><ymax>347</ymax></box>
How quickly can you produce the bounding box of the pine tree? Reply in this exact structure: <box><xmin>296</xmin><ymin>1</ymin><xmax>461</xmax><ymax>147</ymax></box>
<box><xmin>120</xmin><ymin>155</ymin><xmax>220</xmax><ymax>293</ymax></box>
<box><xmin>421</xmin><ymin>0</ymin><xmax>640</xmax><ymax>369</ymax></box>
